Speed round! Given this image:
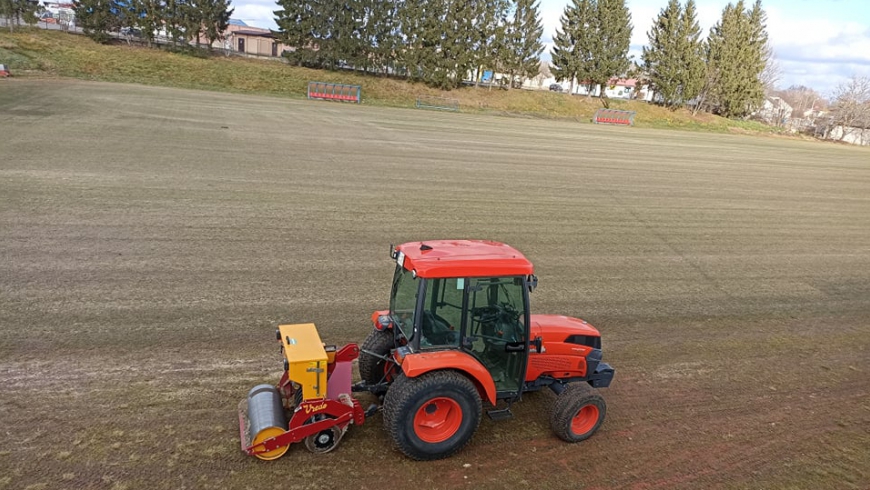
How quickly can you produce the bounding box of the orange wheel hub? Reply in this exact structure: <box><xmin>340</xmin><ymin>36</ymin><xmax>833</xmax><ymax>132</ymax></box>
<box><xmin>571</xmin><ymin>404</ymin><xmax>599</xmax><ymax>436</ymax></box>
<box><xmin>413</xmin><ymin>397</ymin><xmax>462</xmax><ymax>443</ymax></box>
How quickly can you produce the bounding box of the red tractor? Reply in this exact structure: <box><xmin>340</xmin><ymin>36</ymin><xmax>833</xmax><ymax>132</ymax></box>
<box><xmin>240</xmin><ymin>240</ymin><xmax>614</xmax><ymax>461</ymax></box>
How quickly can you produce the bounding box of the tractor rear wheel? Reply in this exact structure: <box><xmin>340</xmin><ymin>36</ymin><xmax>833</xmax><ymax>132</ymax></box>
<box><xmin>383</xmin><ymin>371</ymin><xmax>482</xmax><ymax>461</ymax></box>
<box><xmin>359</xmin><ymin>329</ymin><xmax>395</xmax><ymax>386</ymax></box>
<box><xmin>550</xmin><ymin>383</ymin><xmax>606</xmax><ymax>443</ymax></box>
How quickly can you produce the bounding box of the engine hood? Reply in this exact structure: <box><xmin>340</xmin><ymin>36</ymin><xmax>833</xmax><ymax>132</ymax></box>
<box><xmin>529</xmin><ymin>314</ymin><xmax>600</xmax><ymax>340</ymax></box>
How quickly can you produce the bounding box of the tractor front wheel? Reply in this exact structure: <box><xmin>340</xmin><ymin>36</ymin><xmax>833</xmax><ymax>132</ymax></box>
<box><xmin>359</xmin><ymin>329</ymin><xmax>395</xmax><ymax>386</ymax></box>
<box><xmin>550</xmin><ymin>383</ymin><xmax>606</xmax><ymax>443</ymax></box>
<box><xmin>383</xmin><ymin>371</ymin><xmax>482</xmax><ymax>461</ymax></box>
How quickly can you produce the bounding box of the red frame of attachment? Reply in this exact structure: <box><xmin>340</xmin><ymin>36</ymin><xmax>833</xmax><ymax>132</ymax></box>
<box><xmin>242</xmin><ymin>398</ymin><xmax>365</xmax><ymax>456</ymax></box>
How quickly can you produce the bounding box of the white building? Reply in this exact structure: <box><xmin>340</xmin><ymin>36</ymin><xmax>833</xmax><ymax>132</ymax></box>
<box><xmin>754</xmin><ymin>96</ymin><xmax>794</xmax><ymax>126</ymax></box>
<box><xmin>826</xmin><ymin>125</ymin><xmax>870</xmax><ymax>146</ymax></box>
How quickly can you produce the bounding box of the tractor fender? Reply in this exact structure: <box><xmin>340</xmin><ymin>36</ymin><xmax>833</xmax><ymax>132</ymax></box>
<box><xmin>399</xmin><ymin>351</ymin><xmax>497</xmax><ymax>405</ymax></box>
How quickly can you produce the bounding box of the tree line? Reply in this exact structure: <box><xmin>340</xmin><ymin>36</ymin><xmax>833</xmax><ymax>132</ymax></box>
<box><xmin>274</xmin><ymin>0</ymin><xmax>545</xmax><ymax>90</ymax></box>
<box><xmin>72</xmin><ymin>0</ymin><xmax>233</xmax><ymax>48</ymax></box>
<box><xmin>1</xmin><ymin>0</ymin><xmax>42</xmax><ymax>31</ymax></box>
<box><xmin>12</xmin><ymin>0</ymin><xmax>785</xmax><ymax>121</ymax></box>
<box><xmin>550</xmin><ymin>0</ymin><xmax>771</xmax><ymax>117</ymax></box>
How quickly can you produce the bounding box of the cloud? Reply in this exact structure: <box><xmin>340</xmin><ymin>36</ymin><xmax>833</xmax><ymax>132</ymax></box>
<box><xmin>231</xmin><ymin>0</ymin><xmax>278</xmax><ymax>30</ymax></box>
<box><xmin>764</xmin><ymin>5</ymin><xmax>870</xmax><ymax>93</ymax></box>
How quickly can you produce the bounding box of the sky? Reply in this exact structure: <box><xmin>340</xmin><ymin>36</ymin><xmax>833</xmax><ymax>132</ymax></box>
<box><xmin>231</xmin><ymin>0</ymin><xmax>870</xmax><ymax>96</ymax></box>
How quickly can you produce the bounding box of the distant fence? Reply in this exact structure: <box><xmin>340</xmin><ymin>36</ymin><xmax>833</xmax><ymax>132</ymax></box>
<box><xmin>593</xmin><ymin>109</ymin><xmax>636</xmax><ymax>126</ymax></box>
<box><xmin>307</xmin><ymin>82</ymin><xmax>361</xmax><ymax>103</ymax></box>
<box><xmin>415</xmin><ymin>95</ymin><xmax>460</xmax><ymax>112</ymax></box>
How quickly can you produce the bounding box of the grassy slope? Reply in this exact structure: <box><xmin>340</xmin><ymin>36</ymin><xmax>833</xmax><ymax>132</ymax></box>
<box><xmin>0</xmin><ymin>27</ymin><xmax>778</xmax><ymax>133</ymax></box>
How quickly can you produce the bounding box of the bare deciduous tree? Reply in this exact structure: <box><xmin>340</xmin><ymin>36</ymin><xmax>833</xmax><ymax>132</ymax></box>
<box><xmin>759</xmin><ymin>41</ymin><xmax>780</xmax><ymax>94</ymax></box>
<box><xmin>774</xmin><ymin>85</ymin><xmax>826</xmax><ymax>116</ymax></box>
<box><xmin>830</xmin><ymin>75</ymin><xmax>870</xmax><ymax>141</ymax></box>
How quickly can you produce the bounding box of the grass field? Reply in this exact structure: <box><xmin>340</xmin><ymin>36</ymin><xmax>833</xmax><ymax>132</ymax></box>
<box><xmin>1</xmin><ymin>79</ymin><xmax>869</xmax><ymax>490</ymax></box>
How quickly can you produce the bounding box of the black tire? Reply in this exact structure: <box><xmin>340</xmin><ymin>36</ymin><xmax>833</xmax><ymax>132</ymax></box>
<box><xmin>382</xmin><ymin>371</ymin><xmax>482</xmax><ymax>461</ymax></box>
<box><xmin>358</xmin><ymin>329</ymin><xmax>395</xmax><ymax>386</ymax></box>
<box><xmin>550</xmin><ymin>383</ymin><xmax>606</xmax><ymax>443</ymax></box>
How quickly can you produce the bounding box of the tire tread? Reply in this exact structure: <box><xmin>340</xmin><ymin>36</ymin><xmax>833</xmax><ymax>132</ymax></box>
<box><xmin>358</xmin><ymin>330</ymin><xmax>394</xmax><ymax>385</ymax></box>
<box><xmin>383</xmin><ymin>371</ymin><xmax>482</xmax><ymax>460</ymax></box>
<box><xmin>550</xmin><ymin>383</ymin><xmax>606</xmax><ymax>443</ymax></box>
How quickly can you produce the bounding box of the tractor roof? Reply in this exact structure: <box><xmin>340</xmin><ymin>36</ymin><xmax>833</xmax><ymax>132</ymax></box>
<box><xmin>396</xmin><ymin>240</ymin><xmax>534</xmax><ymax>279</ymax></box>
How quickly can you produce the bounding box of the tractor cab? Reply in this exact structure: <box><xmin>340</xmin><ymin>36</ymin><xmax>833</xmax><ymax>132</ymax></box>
<box><xmin>382</xmin><ymin>241</ymin><xmax>536</xmax><ymax>397</ymax></box>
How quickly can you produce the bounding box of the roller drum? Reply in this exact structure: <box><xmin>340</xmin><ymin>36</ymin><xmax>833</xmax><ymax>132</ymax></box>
<box><xmin>246</xmin><ymin>384</ymin><xmax>289</xmax><ymax>460</ymax></box>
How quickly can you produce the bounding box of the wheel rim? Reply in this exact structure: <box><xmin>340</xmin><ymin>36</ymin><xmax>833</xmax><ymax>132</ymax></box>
<box><xmin>571</xmin><ymin>404</ymin><xmax>600</xmax><ymax>436</ymax></box>
<box><xmin>251</xmin><ymin>426</ymin><xmax>290</xmax><ymax>461</ymax></box>
<box><xmin>413</xmin><ymin>397</ymin><xmax>463</xmax><ymax>443</ymax></box>
<box><xmin>304</xmin><ymin>426</ymin><xmax>342</xmax><ymax>454</ymax></box>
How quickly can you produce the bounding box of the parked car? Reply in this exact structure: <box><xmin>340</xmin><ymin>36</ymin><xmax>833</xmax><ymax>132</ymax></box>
<box><xmin>549</xmin><ymin>83</ymin><xmax>563</xmax><ymax>92</ymax></box>
<box><xmin>120</xmin><ymin>27</ymin><xmax>142</xmax><ymax>38</ymax></box>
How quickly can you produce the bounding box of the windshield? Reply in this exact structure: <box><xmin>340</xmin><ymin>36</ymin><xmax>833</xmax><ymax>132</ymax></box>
<box><xmin>389</xmin><ymin>266</ymin><xmax>419</xmax><ymax>341</ymax></box>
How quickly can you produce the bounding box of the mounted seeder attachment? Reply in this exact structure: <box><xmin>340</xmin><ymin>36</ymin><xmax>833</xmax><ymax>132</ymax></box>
<box><xmin>239</xmin><ymin>323</ymin><xmax>367</xmax><ymax>460</ymax></box>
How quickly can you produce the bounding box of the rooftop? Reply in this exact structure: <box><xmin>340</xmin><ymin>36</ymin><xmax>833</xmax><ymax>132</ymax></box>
<box><xmin>233</xmin><ymin>29</ymin><xmax>277</xmax><ymax>38</ymax></box>
<box><xmin>396</xmin><ymin>240</ymin><xmax>534</xmax><ymax>279</ymax></box>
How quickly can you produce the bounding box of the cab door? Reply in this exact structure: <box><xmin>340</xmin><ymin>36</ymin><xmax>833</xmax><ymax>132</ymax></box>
<box><xmin>462</xmin><ymin>276</ymin><xmax>529</xmax><ymax>395</ymax></box>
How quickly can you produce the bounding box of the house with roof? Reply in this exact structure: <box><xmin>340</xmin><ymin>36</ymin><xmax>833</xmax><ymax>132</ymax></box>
<box><xmin>203</xmin><ymin>20</ymin><xmax>291</xmax><ymax>58</ymax></box>
<box><xmin>753</xmin><ymin>96</ymin><xmax>794</xmax><ymax>126</ymax></box>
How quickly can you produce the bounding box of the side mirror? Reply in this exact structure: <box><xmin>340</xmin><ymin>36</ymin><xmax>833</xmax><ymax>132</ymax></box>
<box><xmin>528</xmin><ymin>274</ymin><xmax>538</xmax><ymax>292</ymax></box>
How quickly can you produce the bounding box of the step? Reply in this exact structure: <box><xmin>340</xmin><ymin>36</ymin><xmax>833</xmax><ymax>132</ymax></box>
<box><xmin>486</xmin><ymin>408</ymin><xmax>514</xmax><ymax>421</ymax></box>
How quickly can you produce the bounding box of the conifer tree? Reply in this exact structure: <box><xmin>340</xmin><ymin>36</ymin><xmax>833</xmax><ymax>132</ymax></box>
<box><xmin>357</xmin><ymin>0</ymin><xmax>398</xmax><ymax>73</ymax></box>
<box><xmin>73</xmin><ymin>0</ymin><xmax>117</xmax><ymax>42</ymax></box>
<box><xmin>550</xmin><ymin>0</ymin><xmax>593</xmax><ymax>94</ymax></box>
<box><xmin>274</xmin><ymin>0</ymin><xmax>317</xmax><ymax>66</ymax></box>
<box><xmin>398</xmin><ymin>0</ymin><xmax>476</xmax><ymax>88</ymax></box>
<box><xmin>642</xmin><ymin>0</ymin><xmax>682</xmax><ymax>106</ymax></box>
<box><xmin>678</xmin><ymin>0</ymin><xmax>705</xmax><ymax>104</ymax></box>
<box><xmin>200</xmin><ymin>0</ymin><xmax>233</xmax><ymax>50</ymax></box>
<box><xmin>163</xmin><ymin>0</ymin><xmax>188</xmax><ymax>45</ymax></box>
<box><xmin>579</xmin><ymin>0</ymin><xmax>632</xmax><ymax>107</ymax></box>
<box><xmin>502</xmin><ymin>0</ymin><xmax>544</xmax><ymax>89</ymax></box>
<box><xmin>0</xmin><ymin>0</ymin><xmax>14</xmax><ymax>32</ymax></box>
<box><xmin>705</xmin><ymin>0</ymin><xmax>768</xmax><ymax>117</ymax></box>
<box><xmin>317</xmin><ymin>0</ymin><xmax>362</xmax><ymax>70</ymax></box>
<box><xmin>642</xmin><ymin>0</ymin><xmax>704</xmax><ymax>108</ymax></box>
<box><xmin>395</xmin><ymin>0</ymin><xmax>430</xmax><ymax>80</ymax></box>
<box><xmin>182</xmin><ymin>0</ymin><xmax>204</xmax><ymax>46</ymax></box>
<box><xmin>131</xmin><ymin>0</ymin><xmax>163</xmax><ymax>47</ymax></box>
<box><xmin>470</xmin><ymin>0</ymin><xmax>509</xmax><ymax>87</ymax></box>
<box><xmin>2</xmin><ymin>0</ymin><xmax>42</xmax><ymax>32</ymax></box>
<box><xmin>744</xmin><ymin>0</ymin><xmax>768</xmax><ymax>104</ymax></box>
<box><xmin>551</xmin><ymin>0</ymin><xmax>631</xmax><ymax>103</ymax></box>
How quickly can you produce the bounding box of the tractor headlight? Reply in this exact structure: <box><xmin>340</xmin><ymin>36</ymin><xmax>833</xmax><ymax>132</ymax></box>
<box><xmin>283</xmin><ymin>358</ymin><xmax>289</xmax><ymax>372</ymax></box>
